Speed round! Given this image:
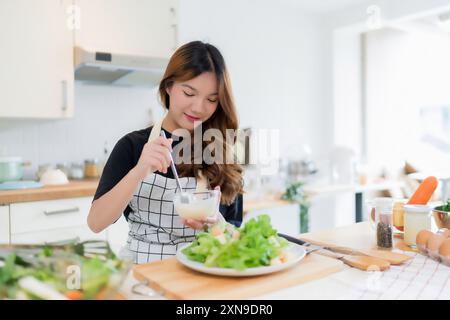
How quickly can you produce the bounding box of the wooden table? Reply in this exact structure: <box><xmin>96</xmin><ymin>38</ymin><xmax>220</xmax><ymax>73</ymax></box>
<box><xmin>120</xmin><ymin>222</ymin><xmax>424</xmax><ymax>300</ymax></box>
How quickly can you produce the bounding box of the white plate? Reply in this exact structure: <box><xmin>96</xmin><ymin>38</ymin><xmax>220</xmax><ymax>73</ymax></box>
<box><xmin>176</xmin><ymin>243</ymin><xmax>306</xmax><ymax>277</ymax></box>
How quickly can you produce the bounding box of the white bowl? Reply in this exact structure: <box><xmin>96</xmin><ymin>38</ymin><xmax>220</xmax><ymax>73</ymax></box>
<box><xmin>39</xmin><ymin>169</ymin><xmax>69</xmax><ymax>185</ymax></box>
<box><xmin>173</xmin><ymin>190</ymin><xmax>220</xmax><ymax>220</ymax></box>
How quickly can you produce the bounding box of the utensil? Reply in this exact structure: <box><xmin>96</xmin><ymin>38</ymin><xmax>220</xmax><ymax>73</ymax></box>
<box><xmin>0</xmin><ymin>180</ymin><xmax>43</xmax><ymax>190</ymax></box>
<box><xmin>432</xmin><ymin>205</ymin><xmax>450</xmax><ymax>229</ymax></box>
<box><xmin>160</xmin><ymin>130</ymin><xmax>189</xmax><ymax>204</ymax></box>
<box><xmin>174</xmin><ymin>190</ymin><xmax>220</xmax><ymax>221</ymax></box>
<box><xmin>297</xmin><ymin>237</ymin><xmax>411</xmax><ymax>265</ymax></box>
<box><xmin>39</xmin><ymin>169</ymin><xmax>69</xmax><ymax>185</ymax></box>
<box><xmin>403</xmin><ymin>204</ymin><xmax>432</xmax><ymax>246</ymax></box>
<box><xmin>0</xmin><ymin>157</ymin><xmax>31</xmax><ymax>183</ymax></box>
<box><xmin>313</xmin><ymin>249</ymin><xmax>391</xmax><ymax>271</ymax></box>
<box><xmin>278</xmin><ymin>234</ymin><xmax>391</xmax><ymax>271</ymax></box>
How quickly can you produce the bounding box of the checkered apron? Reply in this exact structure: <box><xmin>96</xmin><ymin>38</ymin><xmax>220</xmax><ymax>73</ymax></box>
<box><xmin>126</xmin><ymin>118</ymin><xmax>208</xmax><ymax>264</ymax></box>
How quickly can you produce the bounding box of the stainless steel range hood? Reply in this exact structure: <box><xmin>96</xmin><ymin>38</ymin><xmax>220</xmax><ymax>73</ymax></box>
<box><xmin>74</xmin><ymin>47</ymin><xmax>168</xmax><ymax>87</ymax></box>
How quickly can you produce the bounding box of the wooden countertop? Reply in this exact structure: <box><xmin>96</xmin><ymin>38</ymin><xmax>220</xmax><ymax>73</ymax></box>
<box><xmin>243</xmin><ymin>193</ymin><xmax>291</xmax><ymax>214</ymax></box>
<box><xmin>0</xmin><ymin>180</ymin><xmax>291</xmax><ymax>213</ymax></box>
<box><xmin>0</xmin><ymin>179</ymin><xmax>99</xmax><ymax>204</ymax></box>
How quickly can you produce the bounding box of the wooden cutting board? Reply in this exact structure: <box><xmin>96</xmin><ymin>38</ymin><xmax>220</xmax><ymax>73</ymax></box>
<box><xmin>132</xmin><ymin>253</ymin><xmax>344</xmax><ymax>300</ymax></box>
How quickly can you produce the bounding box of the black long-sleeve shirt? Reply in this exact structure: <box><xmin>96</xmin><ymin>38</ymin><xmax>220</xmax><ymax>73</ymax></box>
<box><xmin>93</xmin><ymin>126</ymin><xmax>243</xmax><ymax>227</ymax></box>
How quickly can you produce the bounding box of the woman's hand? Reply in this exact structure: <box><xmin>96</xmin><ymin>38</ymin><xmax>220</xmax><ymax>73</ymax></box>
<box><xmin>133</xmin><ymin>136</ymin><xmax>173</xmax><ymax>179</ymax></box>
<box><xmin>181</xmin><ymin>186</ymin><xmax>222</xmax><ymax>230</ymax></box>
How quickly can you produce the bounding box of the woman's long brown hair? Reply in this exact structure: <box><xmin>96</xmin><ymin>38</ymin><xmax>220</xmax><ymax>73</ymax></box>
<box><xmin>158</xmin><ymin>41</ymin><xmax>243</xmax><ymax>205</ymax></box>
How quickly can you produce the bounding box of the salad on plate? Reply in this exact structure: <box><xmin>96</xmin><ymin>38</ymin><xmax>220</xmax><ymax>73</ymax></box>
<box><xmin>180</xmin><ymin>214</ymin><xmax>297</xmax><ymax>271</ymax></box>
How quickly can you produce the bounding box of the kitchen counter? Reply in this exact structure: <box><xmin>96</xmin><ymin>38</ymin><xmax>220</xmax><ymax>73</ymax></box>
<box><xmin>0</xmin><ymin>179</ymin><xmax>289</xmax><ymax>212</ymax></box>
<box><xmin>119</xmin><ymin>222</ymin><xmax>450</xmax><ymax>300</ymax></box>
<box><xmin>243</xmin><ymin>192</ymin><xmax>290</xmax><ymax>214</ymax></box>
<box><xmin>0</xmin><ymin>179</ymin><xmax>99</xmax><ymax>204</ymax></box>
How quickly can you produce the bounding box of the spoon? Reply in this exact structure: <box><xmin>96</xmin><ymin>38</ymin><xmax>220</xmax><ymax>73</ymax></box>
<box><xmin>160</xmin><ymin>130</ymin><xmax>190</xmax><ymax>204</ymax></box>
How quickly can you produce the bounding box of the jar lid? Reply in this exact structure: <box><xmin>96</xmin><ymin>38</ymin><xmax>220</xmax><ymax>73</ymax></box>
<box><xmin>85</xmin><ymin>159</ymin><xmax>99</xmax><ymax>164</ymax></box>
<box><xmin>403</xmin><ymin>204</ymin><xmax>431</xmax><ymax>213</ymax></box>
<box><xmin>373</xmin><ymin>197</ymin><xmax>393</xmax><ymax>209</ymax></box>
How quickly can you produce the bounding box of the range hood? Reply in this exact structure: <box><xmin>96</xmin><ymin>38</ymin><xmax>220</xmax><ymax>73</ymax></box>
<box><xmin>74</xmin><ymin>47</ymin><xmax>168</xmax><ymax>87</ymax></box>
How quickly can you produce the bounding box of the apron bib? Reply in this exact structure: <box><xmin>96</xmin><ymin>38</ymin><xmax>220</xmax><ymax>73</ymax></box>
<box><xmin>126</xmin><ymin>118</ymin><xmax>208</xmax><ymax>264</ymax></box>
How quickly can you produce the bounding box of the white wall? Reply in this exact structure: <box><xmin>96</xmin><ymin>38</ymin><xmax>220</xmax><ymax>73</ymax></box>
<box><xmin>0</xmin><ymin>0</ymin><xmax>334</xmax><ymax>181</ymax></box>
<box><xmin>329</xmin><ymin>0</ymin><xmax>450</xmax><ymax>161</ymax></box>
<box><xmin>178</xmin><ymin>0</ymin><xmax>333</xmax><ymax>161</ymax></box>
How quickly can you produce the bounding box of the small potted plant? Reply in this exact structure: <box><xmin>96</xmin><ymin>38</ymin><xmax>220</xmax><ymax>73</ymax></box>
<box><xmin>281</xmin><ymin>181</ymin><xmax>310</xmax><ymax>233</ymax></box>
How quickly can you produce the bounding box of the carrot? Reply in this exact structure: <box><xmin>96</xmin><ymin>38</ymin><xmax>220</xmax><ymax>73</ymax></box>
<box><xmin>64</xmin><ymin>290</ymin><xmax>83</xmax><ymax>300</ymax></box>
<box><xmin>407</xmin><ymin>176</ymin><xmax>438</xmax><ymax>204</ymax></box>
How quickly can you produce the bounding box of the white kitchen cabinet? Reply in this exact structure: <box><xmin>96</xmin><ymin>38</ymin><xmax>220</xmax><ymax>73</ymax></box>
<box><xmin>74</xmin><ymin>0</ymin><xmax>179</xmax><ymax>58</ymax></box>
<box><xmin>11</xmin><ymin>225</ymin><xmax>106</xmax><ymax>244</ymax></box>
<box><xmin>10</xmin><ymin>197</ymin><xmax>93</xmax><ymax>234</ymax></box>
<box><xmin>0</xmin><ymin>205</ymin><xmax>9</xmax><ymax>244</ymax></box>
<box><xmin>0</xmin><ymin>0</ymin><xmax>74</xmax><ymax>118</ymax></box>
<box><xmin>9</xmin><ymin>196</ymin><xmax>106</xmax><ymax>243</ymax></box>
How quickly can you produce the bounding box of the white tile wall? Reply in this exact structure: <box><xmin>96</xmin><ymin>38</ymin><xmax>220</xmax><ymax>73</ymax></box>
<box><xmin>0</xmin><ymin>82</ymin><xmax>166</xmax><ymax>180</ymax></box>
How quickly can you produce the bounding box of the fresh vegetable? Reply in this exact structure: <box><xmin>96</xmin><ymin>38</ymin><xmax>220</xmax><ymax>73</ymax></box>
<box><xmin>182</xmin><ymin>215</ymin><xmax>290</xmax><ymax>271</ymax></box>
<box><xmin>0</xmin><ymin>243</ymin><xmax>130</xmax><ymax>300</ymax></box>
<box><xmin>64</xmin><ymin>290</ymin><xmax>83</xmax><ymax>300</ymax></box>
<box><xmin>437</xmin><ymin>200</ymin><xmax>450</xmax><ymax>212</ymax></box>
<box><xmin>407</xmin><ymin>176</ymin><xmax>438</xmax><ymax>205</ymax></box>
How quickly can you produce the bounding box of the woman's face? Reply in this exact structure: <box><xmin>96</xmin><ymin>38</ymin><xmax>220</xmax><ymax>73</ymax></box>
<box><xmin>166</xmin><ymin>72</ymin><xmax>219</xmax><ymax>131</ymax></box>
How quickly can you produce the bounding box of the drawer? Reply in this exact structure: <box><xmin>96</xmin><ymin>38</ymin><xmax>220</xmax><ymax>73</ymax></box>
<box><xmin>11</xmin><ymin>225</ymin><xmax>106</xmax><ymax>244</ymax></box>
<box><xmin>10</xmin><ymin>197</ymin><xmax>93</xmax><ymax>234</ymax></box>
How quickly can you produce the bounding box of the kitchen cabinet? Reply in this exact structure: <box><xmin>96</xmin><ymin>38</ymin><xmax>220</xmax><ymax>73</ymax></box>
<box><xmin>4</xmin><ymin>195</ymin><xmax>128</xmax><ymax>254</ymax></box>
<box><xmin>0</xmin><ymin>0</ymin><xmax>74</xmax><ymax>118</ymax></box>
<box><xmin>9</xmin><ymin>196</ymin><xmax>107</xmax><ymax>243</ymax></box>
<box><xmin>11</xmin><ymin>225</ymin><xmax>105</xmax><ymax>244</ymax></box>
<box><xmin>74</xmin><ymin>0</ymin><xmax>179</xmax><ymax>58</ymax></box>
<box><xmin>0</xmin><ymin>205</ymin><xmax>9</xmax><ymax>244</ymax></box>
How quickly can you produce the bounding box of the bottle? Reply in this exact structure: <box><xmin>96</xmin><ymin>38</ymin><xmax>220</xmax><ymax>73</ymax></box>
<box><xmin>84</xmin><ymin>159</ymin><xmax>100</xmax><ymax>179</ymax></box>
<box><xmin>393</xmin><ymin>200</ymin><xmax>406</xmax><ymax>232</ymax></box>
<box><xmin>375</xmin><ymin>199</ymin><xmax>394</xmax><ymax>249</ymax></box>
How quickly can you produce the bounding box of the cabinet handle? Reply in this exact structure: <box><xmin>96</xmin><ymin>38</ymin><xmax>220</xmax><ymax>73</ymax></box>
<box><xmin>61</xmin><ymin>80</ymin><xmax>68</xmax><ymax>111</ymax></box>
<box><xmin>43</xmin><ymin>206</ymin><xmax>79</xmax><ymax>216</ymax></box>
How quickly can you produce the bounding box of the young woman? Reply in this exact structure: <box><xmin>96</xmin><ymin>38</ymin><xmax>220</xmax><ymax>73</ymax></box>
<box><xmin>87</xmin><ymin>41</ymin><xmax>244</xmax><ymax>264</ymax></box>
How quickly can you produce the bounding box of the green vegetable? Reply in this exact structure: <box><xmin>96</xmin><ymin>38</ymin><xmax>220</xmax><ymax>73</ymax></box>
<box><xmin>281</xmin><ymin>181</ymin><xmax>310</xmax><ymax>233</ymax></box>
<box><xmin>182</xmin><ymin>215</ymin><xmax>289</xmax><ymax>271</ymax></box>
<box><xmin>438</xmin><ymin>200</ymin><xmax>450</xmax><ymax>212</ymax></box>
<box><xmin>0</xmin><ymin>244</ymin><xmax>129</xmax><ymax>300</ymax></box>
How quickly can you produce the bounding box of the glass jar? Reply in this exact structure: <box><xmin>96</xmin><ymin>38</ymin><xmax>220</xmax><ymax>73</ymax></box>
<box><xmin>376</xmin><ymin>201</ymin><xmax>394</xmax><ymax>249</ymax></box>
<box><xmin>84</xmin><ymin>159</ymin><xmax>100</xmax><ymax>179</ymax></box>
<box><xmin>393</xmin><ymin>199</ymin><xmax>407</xmax><ymax>233</ymax></box>
<box><xmin>69</xmin><ymin>162</ymin><xmax>85</xmax><ymax>180</ymax></box>
<box><xmin>403</xmin><ymin>205</ymin><xmax>432</xmax><ymax>247</ymax></box>
<box><xmin>56</xmin><ymin>162</ymin><xmax>70</xmax><ymax>177</ymax></box>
